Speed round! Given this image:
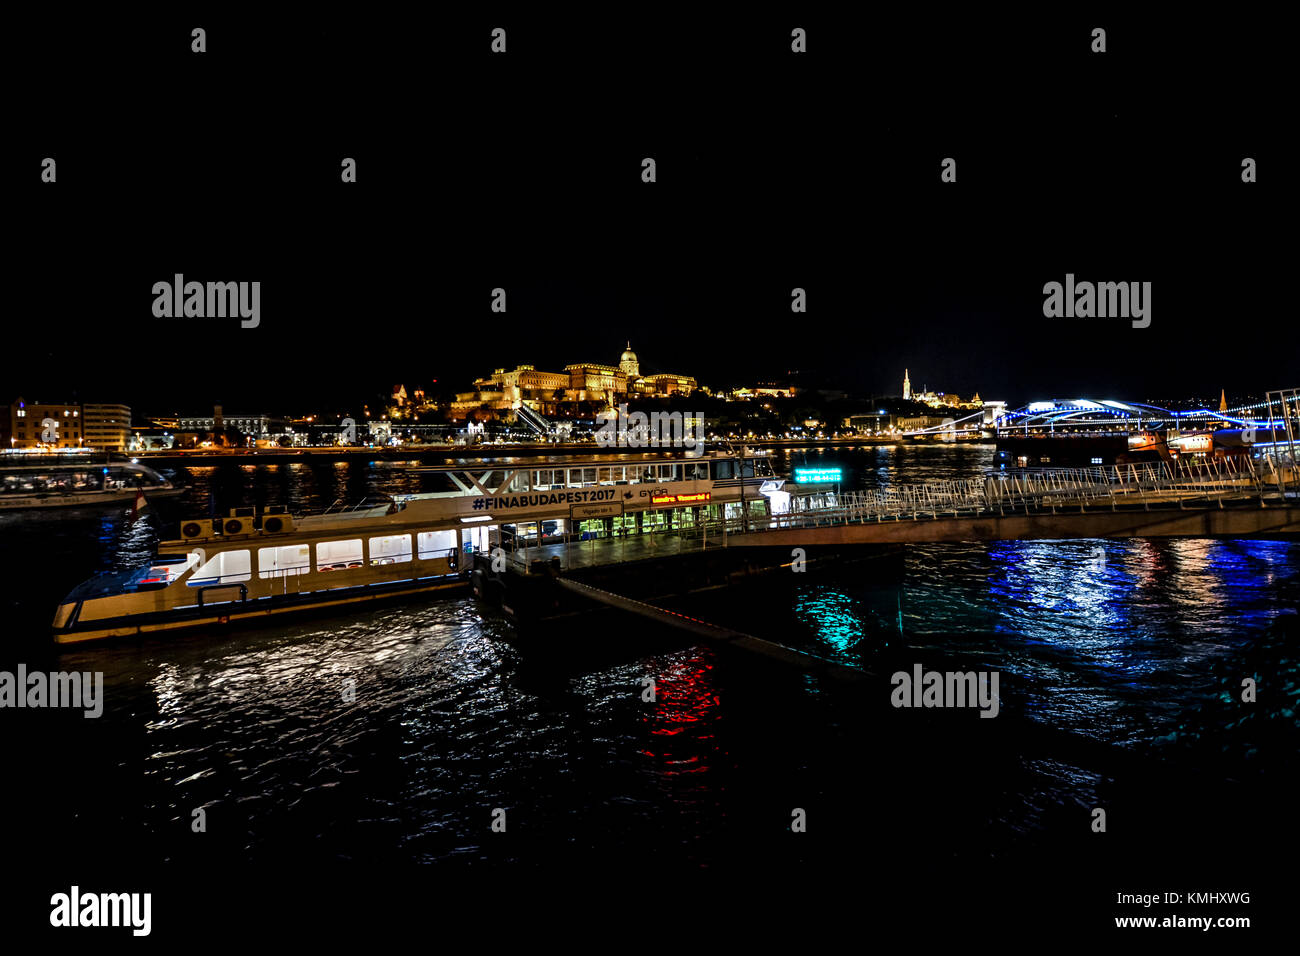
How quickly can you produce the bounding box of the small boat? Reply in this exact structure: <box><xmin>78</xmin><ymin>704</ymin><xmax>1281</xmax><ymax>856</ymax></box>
<box><xmin>52</xmin><ymin>451</ymin><xmax>795</xmax><ymax>644</ymax></box>
<box><xmin>0</xmin><ymin>457</ymin><xmax>184</xmax><ymax>511</ymax></box>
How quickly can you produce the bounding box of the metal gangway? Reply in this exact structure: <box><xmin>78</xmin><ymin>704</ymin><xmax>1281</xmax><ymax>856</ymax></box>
<box><xmin>514</xmin><ymin>403</ymin><xmax>555</xmax><ymax>437</ymax></box>
<box><xmin>755</xmin><ymin>453</ymin><xmax>1297</xmax><ymax>532</ymax></box>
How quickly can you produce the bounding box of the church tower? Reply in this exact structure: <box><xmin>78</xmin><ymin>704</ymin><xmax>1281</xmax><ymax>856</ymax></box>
<box><xmin>902</xmin><ymin>369</ymin><xmax>911</xmax><ymax>401</ymax></box>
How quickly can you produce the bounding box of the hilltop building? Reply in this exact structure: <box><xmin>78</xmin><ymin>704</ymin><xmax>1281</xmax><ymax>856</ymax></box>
<box><xmin>447</xmin><ymin>342</ymin><xmax>697</xmax><ymax>422</ymax></box>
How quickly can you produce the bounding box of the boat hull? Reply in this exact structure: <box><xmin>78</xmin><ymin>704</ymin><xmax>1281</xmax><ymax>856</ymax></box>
<box><xmin>54</xmin><ymin>572</ymin><xmax>469</xmax><ymax>644</ymax></box>
<box><xmin>50</xmin><ymin>452</ymin><xmax>784</xmax><ymax>646</ymax></box>
<box><xmin>0</xmin><ymin>486</ymin><xmax>185</xmax><ymax>511</ymax></box>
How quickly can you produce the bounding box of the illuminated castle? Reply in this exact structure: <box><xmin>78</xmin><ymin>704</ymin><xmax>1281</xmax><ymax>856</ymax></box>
<box><xmin>447</xmin><ymin>342</ymin><xmax>697</xmax><ymax>421</ymax></box>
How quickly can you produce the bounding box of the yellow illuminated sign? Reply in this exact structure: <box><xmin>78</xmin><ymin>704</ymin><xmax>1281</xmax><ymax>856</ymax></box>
<box><xmin>1176</xmin><ymin>434</ymin><xmax>1212</xmax><ymax>452</ymax></box>
<box><xmin>651</xmin><ymin>491</ymin><xmax>711</xmax><ymax>505</ymax></box>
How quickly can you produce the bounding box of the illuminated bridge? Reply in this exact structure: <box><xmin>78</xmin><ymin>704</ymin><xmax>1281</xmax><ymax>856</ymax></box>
<box><xmin>901</xmin><ymin>388</ymin><xmax>1299</xmax><ymax>439</ymax></box>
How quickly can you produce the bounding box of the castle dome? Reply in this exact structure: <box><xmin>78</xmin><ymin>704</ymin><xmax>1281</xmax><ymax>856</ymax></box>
<box><xmin>619</xmin><ymin>341</ymin><xmax>640</xmax><ymax>379</ymax></box>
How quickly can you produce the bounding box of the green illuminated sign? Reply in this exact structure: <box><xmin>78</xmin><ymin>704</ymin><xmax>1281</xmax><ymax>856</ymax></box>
<box><xmin>794</xmin><ymin>467</ymin><xmax>842</xmax><ymax>482</ymax></box>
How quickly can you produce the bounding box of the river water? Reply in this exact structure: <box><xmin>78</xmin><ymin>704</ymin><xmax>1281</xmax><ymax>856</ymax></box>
<box><xmin>1</xmin><ymin>445</ymin><xmax>1295</xmax><ymax>883</ymax></box>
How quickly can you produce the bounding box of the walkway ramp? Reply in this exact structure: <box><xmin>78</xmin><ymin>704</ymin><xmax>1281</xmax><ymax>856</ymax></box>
<box><xmin>554</xmin><ymin>577</ymin><xmax>870</xmax><ymax>682</ymax></box>
<box><xmin>514</xmin><ymin>403</ymin><xmax>555</xmax><ymax>437</ymax></box>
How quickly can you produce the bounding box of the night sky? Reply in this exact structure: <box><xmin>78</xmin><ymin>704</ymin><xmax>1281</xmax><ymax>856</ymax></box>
<box><xmin>8</xmin><ymin>11</ymin><xmax>1288</xmax><ymax>414</ymax></box>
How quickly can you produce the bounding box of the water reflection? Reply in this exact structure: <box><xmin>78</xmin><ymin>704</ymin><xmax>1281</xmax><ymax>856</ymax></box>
<box><xmin>792</xmin><ymin>586</ymin><xmax>867</xmax><ymax>657</ymax></box>
<box><xmin>644</xmin><ymin>650</ymin><xmax>721</xmax><ymax>782</ymax></box>
<box><xmin>987</xmin><ymin>539</ymin><xmax>1137</xmax><ymax>645</ymax></box>
<box><xmin>3</xmin><ymin>445</ymin><xmax>1296</xmax><ymax>864</ymax></box>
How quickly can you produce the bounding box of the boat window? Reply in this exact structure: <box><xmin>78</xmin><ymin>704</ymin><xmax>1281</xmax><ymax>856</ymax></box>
<box><xmin>188</xmin><ymin>549</ymin><xmax>252</xmax><ymax>585</ymax></box>
<box><xmin>741</xmin><ymin>459</ymin><xmax>756</xmax><ymax>478</ymax></box>
<box><xmin>258</xmin><ymin>544</ymin><xmax>310</xmax><ymax>578</ymax></box>
<box><xmin>316</xmin><ymin>538</ymin><xmax>364</xmax><ymax>572</ymax></box>
<box><xmin>369</xmin><ymin>534</ymin><xmax>412</xmax><ymax>565</ymax></box>
<box><xmin>532</xmin><ymin>469</ymin><xmax>551</xmax><ymax>490</ymax></box>
<box><xmin>597</xmin><ymin>467</ymin><xmax>617</xmax><ymax>485</ymax></box>
<box><xmin>417</xmin><ymin>529</ymin><xmax>457</xmax><ymax>558</ymax></box>
<box><xmin>684</xmin><ymin>461</ymin><xmax>709</xmax><ymax>480</ymax></box>
<box><xmin>657</xmin><ymin>464</ymin><xmax>680</xmax><ymax>482</ymax></box>
<box><xmin>714</xmin><ymin>460</ymin><xmax>734</xmax><ymax>480</ymax></box>
<box><xmin>565</xmin><ymin>467</ymin><xmax>595</xmax><ymax>488</ymax></box>
<box><xmin>463</xmin><ymin>523</ymin><xmax>496</xmax><ymax>553</ymax></box>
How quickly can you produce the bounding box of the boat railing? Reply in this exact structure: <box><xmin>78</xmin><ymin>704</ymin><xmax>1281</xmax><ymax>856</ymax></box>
<box><xmin>310</xmin><ymin>495</ymin><xmax>395</xmax><ymax>519</ymax></box>
<box><xmin>682</xmin><ymin>456</ymin><xmax>1283</xmax><ymax>533</ymax></box>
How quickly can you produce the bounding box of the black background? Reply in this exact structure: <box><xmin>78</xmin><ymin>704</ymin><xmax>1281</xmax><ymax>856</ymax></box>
<box><xmin>4</xmin><ymin>6</ymin><xmax>1289</xmax><ymax>942</ymax></box>
<box><xmin>7</xmin><ymin>9</ymin><xmax>1288</xmax><ymax>412</ymax></box>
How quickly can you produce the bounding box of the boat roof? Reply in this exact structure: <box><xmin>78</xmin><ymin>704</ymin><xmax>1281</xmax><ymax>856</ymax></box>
<box><xmin>409</xmin><ymin>450</ymin><xmax>765</xmax><ymax>473</ymax></box>
<box><xmin>0</xmin><ymin>460</ymin><xmax>163</xmax><ymax>475</ymax></box>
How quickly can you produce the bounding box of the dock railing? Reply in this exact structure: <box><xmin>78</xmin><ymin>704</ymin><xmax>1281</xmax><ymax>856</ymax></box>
<box><xmin>753</xmin><ymin>455</ymin><xmax>1286</xmax><ymax>531</ymax></box>
<box><xmin>499</xmin><ymin>454</ymin><xmax>1295</xmax><ymax>571</ymax></box>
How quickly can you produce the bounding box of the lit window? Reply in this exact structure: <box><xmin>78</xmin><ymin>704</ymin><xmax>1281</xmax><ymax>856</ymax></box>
<box><xmin>417</xmin><ymin>529</ymin><xmax>457</xmax><ymax>559</ymax></box>
<box><xmin>258</xmin><ymin>544</ymin><xmax>310</xmax><ymax>578</ymax></box>
<box><xmin>188</xmin><ymin>550</ymin><xmax>252</xmax><ymax>585</ymax></box>
<box><xmin>316</xmin><ymin>538</ymin><xmax>363</xmax><ymax>572</ymax></box>
<box><xmin>369</xmin><ymin>534</ymin><xmax>412</xmax><ymax>565</ymax></box>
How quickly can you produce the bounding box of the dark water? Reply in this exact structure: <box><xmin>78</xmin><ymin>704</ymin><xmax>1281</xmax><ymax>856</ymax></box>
<box><xmin>1</xmin><ymin>446</ymin><xmax>1296</xmax><ymax>884</ymax></box>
